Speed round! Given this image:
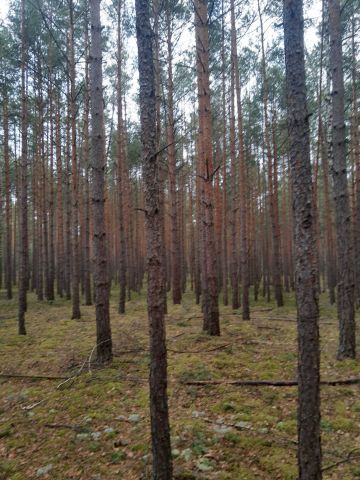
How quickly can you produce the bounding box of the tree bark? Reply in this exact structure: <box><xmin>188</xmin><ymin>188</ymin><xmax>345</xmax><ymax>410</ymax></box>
<box><xmin>231</xmin><ymin>0</ymin><xmax>249</xmax><ymax>319</ymax></box>
<box><xmin>89</xmin><ymin>0</ymin><xmax>112</xmax><ymax>364</ymax></box>
<box><xmin>328</xmin><ymin>0</ymin><xmax>356</xmax><ymax>359</ymax></box>
<box><xmin>258</xmin><ymin>0</ymin><xmax>283</xmax><ymax>307</ymax></box>
<box><xmin>69</xmin><ymin>0</ymin><xmax>81</xmax><ymax>319</ymax></box>
<box><xmin>18</xmin><ymin>0</ymin><xmax>28</xmax><ymax>335</ymax></box>
<box><xmin>165</xmin><ymin>1</ymin><xmax>182</xmax><ymax>305</ymax></box>
<box><xmin>3</xmin><ymin>96</ymin><xmax>12</xmax><ymax>299</ymax></box>
<box><xmin>283</xmin><ymin>0</ymin><xmax>322</xmax><ymax>477</ymax></box>
<box><xmin>135</xmin><ymin>0</ymin><xmax>173</xmax><ymax>476</ymax></box>
<box><xmin>194</xmin><ymin>0</ymin><xmax>220</xmax><ymax>335</ymax></box>
<box><xmin>116</xmin><ymin>0</ymin><xmax>127</xmax><ymax>314</ymax></box>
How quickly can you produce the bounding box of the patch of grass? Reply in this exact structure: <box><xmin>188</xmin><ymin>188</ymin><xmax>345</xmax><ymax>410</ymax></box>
<box><xmin>259</xmin><ymin>448</ymin><xmax>297</xmax><ymax>480</ymax></box>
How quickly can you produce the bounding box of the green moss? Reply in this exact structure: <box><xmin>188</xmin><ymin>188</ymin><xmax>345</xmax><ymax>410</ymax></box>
<box><xmin>131</xmin><ymin>443</ymin><xmax>148</xmax><ymax>453</ymax></box>
<box><xmin>276</xmin><ymin>419</ymin><xmax>297</xmax><ymax>435</ymax></box>
<box><xmin>0</xmin><ymin>459</ymin><xmax>17</xmax><ymax>476</ymax></box>
<box><xmin>350</xmin><ymin>466</ymin><xmax>360</xmax><ymax>477</ymax></box>
<box><xmin>332</xmin><ymin>417</ymin><xmax>357</xmax><ymax>432</ymax></box>
<box><xmin>0</xmin><ymin>423</ymin><xmax>13</xmax><ymax>438</ymax></box>
<box><xmin>321</xmin><ymin>419</ymin><xmax>333</xmax><ymax>432</ymax></box>
<box><xmin>259</xmin><ymin>448</ymin><xmax>297</xmax><ymax>479</ymax></box>
<box><xmin>178</xmin><ymin>363</ymin><xmax>213</xmax><ymax>382</ymax></box>
<box><xmin>110</xmin><ymin>451</ymin><xmax>127</xmax><ymax>463</ymax></box>
<box><xmin>223</xmin><ymin>432</ymin><xmax>241</xmax><ymax>445</ymax></box>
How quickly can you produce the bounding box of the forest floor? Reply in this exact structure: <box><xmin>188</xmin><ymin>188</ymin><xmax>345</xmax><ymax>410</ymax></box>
<box><xmin>0</xmin><ymin>288</ymin><xmax>359</xmax><ymax>480</ymax></box>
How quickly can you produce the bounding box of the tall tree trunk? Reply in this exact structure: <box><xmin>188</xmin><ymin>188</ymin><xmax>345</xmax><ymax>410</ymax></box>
<box><xmin>195</xmin><ymin>0</ymin><xmax>220</xmax><ymax>335</ymax></box>
<box><xmin>55</xmin><ymin>88</ymin><xmax>65</xmax><ymax>298</ymax></box>
<box><xmin>18</xmin><ymin>0</ymin><xmax>28</xmax><ymax>335</ymax></box>
<box><xmin>82</xmin><ymin>17</ymin><xmax>92</xmax><ymax>306</ymax></box>
<box><xmin>135</xmin><ymin>0</ymin><xmax>173</xmax><ymax>476</ymax></box>
<box><xmin>221</xmin><ymin>0</ymin><xmax>228</xmax><ymax>306</ymax></box>
<box><xmin>283</xmin><ymin>0</ymin><xmax>322</xmax><ymax>477</ymax></box>
<box><xmin>116</xmin><ymin>0</ymin><xmax>127</xmax><ymax>314</ymax></box>
<box><xmin>89</xmin><ymin>0</ymin><xmax>112</xmax><ymax>364</ymax></box>
<box><xmin>350</xmin><ymin>15</ymin><xmax>360</xmax><ymax>309</ymax></box>
<box><xmin>69</xmin><ymin>0</ymin><xmax>81</xmax><ymax>319</ymax></box>
<box><xmin>166</xmin><ymin>1</ymin><xmax>182</xmax><ymax>305</ymax></box>
<box><xmin>258</xmin><ymin>0</ymin><xmax>283</xmax><ymax>307</ymax></box>
<box><xmin>231</xmin><ymin>0</ymin><xmax>249</xmax><ymax>319</ymax></box>
<box><xmin>3</xmin><ymin>96</ymin><xmax>12</xmax><ymax>299</ymax></box>
<box><xmin>47</xmin><ymin>73</ymin><xmax>55</xmax><ymax>301</ymax></box>
<box><xmin>328</xmin><ymin>0</ymin><xmax>356</xmax><ymax>359</ymax></box>
<box><xmin>229</xmin><ymin>55</ymin><xmax>239</xmax><ymax>310</ymax></box>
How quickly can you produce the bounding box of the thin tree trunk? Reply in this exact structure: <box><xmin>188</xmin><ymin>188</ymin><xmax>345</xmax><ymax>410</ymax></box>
<box><xmin>283</xmin><ymin>0</ymin><xmax>322</xmax><ymax>477</ymax></box>
<box><xmin>231</xmin><ymin>0</ymin><xmax>249</xmax><ymax>319</ymax></box>
<box><xmin>328</xmin><ymin>0</ymin><xmax>356</xmax><ymax>359</ymax></box>
<box><xmin>135</xmin><ymin>0</ymin><xmax>173</xmax><ymax>476</ymax></box>
<box><xmin>89</xmin><ymin>0</ymin><xmax>112</xmax><ymax>364</ymax></box>
<box><xmin>3</xmin><ymin>96</ymin><xmax>12</xmax><ymax>299</ymax></box>
<box><xmin>116</xmin><ymin>0</ymin><xmax>127</xmax><ymax>314</ymax></box>
<box><xmin>195</xmin><ymin>0</ymin><xmax>220</xmax><ymax>335</ymax></box>
<box><xmin>258</xmin><ymin>0</ymin><xmax>283</xmax><ymax>307</ymax></box>
<box><xmin>166</xmin><ymin>1</ymin><xmax>182</xmax><ymax>305</ymax></box>
<box><xmin>284</xmin><ymin>0</ymin><xmax>321</xmax><ymax>480</ymax></box>
<box><xmin>69</xmin><ymin>0</ymin><xmax>81</xmax><ymax>319</ymax></box>
<box><xmin>18</xmin><ymin>0</ymin><xmax>28</xmax><ymax>335</ymax></box>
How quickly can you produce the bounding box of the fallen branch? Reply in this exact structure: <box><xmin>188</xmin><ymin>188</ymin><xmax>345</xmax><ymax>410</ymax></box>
<box><xmin>44</xmin><ymin>423</ymin><xmax>89</xmax><ymax>433</ymax></box>
<box><xmin>168</xmin><ymin>343</ymin><xmax>231</xmax><ymax>354</ymax></box>
<box><xmin>265</xmin><ymin>317</ymin><xmax>336</xmax><ymax>326</ymax></box>
<box><xmin>0</xmin><ymin>373</ymin><xmax>67</xmax><ymax>381</ymax></box>
<box><xmin>184</xmin><ymin>378</ymin><xmax>360</xmax><ymax>387</ymax></box>
<box><xmin>322</xmin><ymin>448</ymin><xmax>360</xmax><ymax>472</ymax></box>
<box><xmin>22</xmin><ymin>399</ymin><xmax>46</xmax><ymax>411</ymax></box>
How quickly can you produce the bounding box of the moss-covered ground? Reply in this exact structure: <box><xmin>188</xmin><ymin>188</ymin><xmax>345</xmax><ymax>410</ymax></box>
<box><xmin>0</xmin><ymin>288</ymin><xmax>359</xmax><ymax>479</ymax></box>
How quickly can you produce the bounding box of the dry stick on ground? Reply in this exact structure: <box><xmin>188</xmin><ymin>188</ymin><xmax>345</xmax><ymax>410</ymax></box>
<box><xmin>184</xmin><ymin>378</ymin><xmax>360</xmax><ymax>386</ymax></box>
<box><xmin>168</xmin><ymin>343</ymin><xmax>231</xmax><ymax>354</ymax></box>
<box><xmin>321</xmin><ymin>448</ymin><xmax>360</xmax><ymax>472</ymax></box>
<box><xmin>44</xmin><ymin>423</ymin><xmax>89</xmax><ymax>433</ymax></box>
<box><xmin>0</xmin><ymin>373</ymin><xmax>68</xmax><ymax>381</ymax></box>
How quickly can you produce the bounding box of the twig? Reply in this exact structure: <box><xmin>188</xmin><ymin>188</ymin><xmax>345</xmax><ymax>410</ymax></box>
<box><xmin>168</xmin><ymin>343</ymin><xmax>231</xmax><ymax>354</ymax></box>
<box><xmin>22</xmin><ymin>400</ymin><xmax>46</xmax><ymax>411</ymax></box>
<box><xmin>88</xmin><ymin>339</ymin><xmax>112</xmax><ymax>374</ymax></box>
<box><xmin>184</xmin><ymin>378</ymin><xmax>360</xmax><ymax>387</ymax></box>
<box><xmin>44</xmin><ymin>423</ymin><xmax>89</xmax><ymax>433</ymax></box>
<box><xmin>322</xmin><ymin>448</ymin><xmax>360</xmax><ymax>472</ymax></box>
<box><xmin>0</xmin><ymin>373</ymin><xmax>67</xmax><ymax>381</ymax></box>
<box><xmin>56</xmin><ymin>356</ymin><xmax>88</xmax><ymax>389</ymax></box>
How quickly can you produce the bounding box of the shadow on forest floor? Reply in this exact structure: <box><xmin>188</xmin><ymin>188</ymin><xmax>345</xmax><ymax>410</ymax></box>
<box><xmin>0</xmin><ymin>288</ymin><xmax>359</xmax><ymax>479</ymax></box>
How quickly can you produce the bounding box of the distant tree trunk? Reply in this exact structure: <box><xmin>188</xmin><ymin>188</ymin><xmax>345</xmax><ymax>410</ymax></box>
<box><xmin>69</xmin><ymin>0</ymin><xmax>81</xmax><ymax>319</ymax></box>
<box><xmin>350</xmin><ymin>15</ymin><xmax>360</xmax><ymax>308</ymax></box>
<box><xmin>153</xmin><ymin>0</ymin><xmax>168</xmax><ymax>316</ymax></box>
<box><xmin>116</xmin><ymin>0</ymin><xmax>127</xmax><ymax>314</ymax></box>
<box><xmin>283</xmin><ymin>0</ymin><xmax>322</xmax><ymax>478</ymax></box>
<box><xmin>258</xmin><ymin>0</ymin><xmax>283</xmax><ymax>307</ymax></box>
<box><xmin>18</xmin><ymin>0</ymin><xmax>28</xmax><ymax>335</ymax></box>
<box><xmin>83</xmin><ymin>17</ymin><xmax>92</xmax><ymax>307</ymax></box>
<box><xmin>229</xmin><ymin>55</ymin><xmax>239</xmax><ymax>310</ymax></box>
<box><xmin>195</xmin><ymin>0</ymin><xmax>220</xmax><ymax>335</ymax></box>
<box><xmin>89</xmin><ymin>0</ymin><xmax>112</xmax><ymax>364</ymax></box>
<box><xmin>47</xmin><ymin>74</ymin><xmax>55</xmax><ymax>302</ymax></box>
<box><xmin>165</xmin><ymin>1</ymin><xmax>182</xmax><ymax>305</ymax></box>
<box><xmin>231</xmin><ymin>0</ymin><xmax>249</xmax><ymax>319</ymax></box>
<box><xmin>65</xmin><ymin>83</ymin><xmax>72</xmax><ymax>301</ymax></box>
<box><xmin>55</xmin><ymin>89</ymin><xmax>64</xmax><ymax>298</ymax></box>
<box><xmin>3</xmin><ymin>96</ymin><xmax>12</xmax><ymax>299</ymax></box>
<box><xmin>135</xmin><ymin>0</ymin><xmax>173</xmax><ymax>476</ymax></box>
<box><xmin>328</xmin><ymin>0</ymin><xmax>356</xmax><ymax>359</ymax></box>
<box><xmin>221</xmin><ymin>0</ymin><xmax>228</xmax><ymax>306</ymax></box>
